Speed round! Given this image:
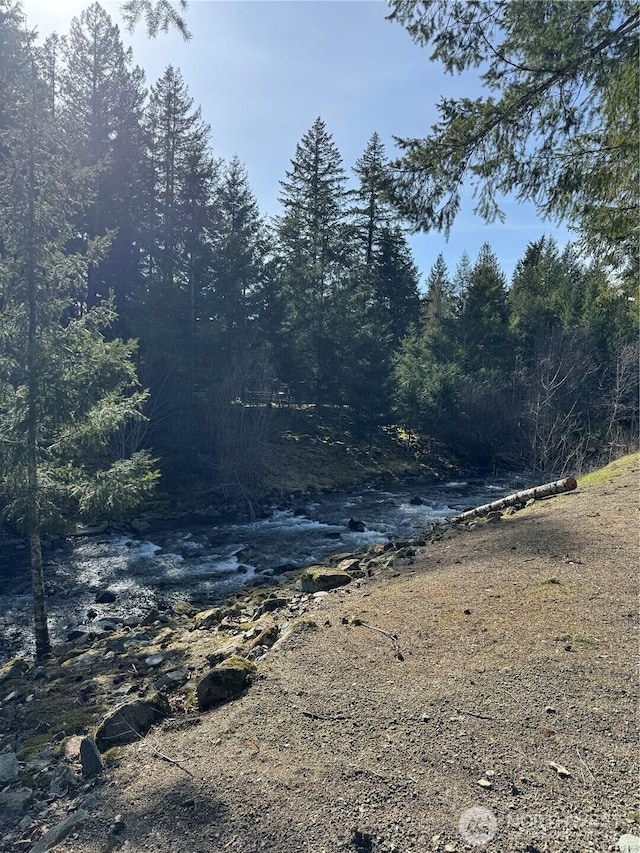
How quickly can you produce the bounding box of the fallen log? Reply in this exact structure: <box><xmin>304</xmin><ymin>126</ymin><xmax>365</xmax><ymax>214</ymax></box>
<box><xmin>449</xmin><ymin>476</ymin><xmax>577</xmax><ymax>524</ymax></box>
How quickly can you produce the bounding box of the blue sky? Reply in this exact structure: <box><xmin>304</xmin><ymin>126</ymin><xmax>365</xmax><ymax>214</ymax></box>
<box><xmin>23</xmin><ymin>0</ymin><xmax>572</xmax><ymax>287</ymax></box>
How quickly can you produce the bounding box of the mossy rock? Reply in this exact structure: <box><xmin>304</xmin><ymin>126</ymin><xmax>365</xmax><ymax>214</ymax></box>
<box><xmin>249</xmin><ymin>625</ymin><xmax>280</xmax><ymax>651</ymax></box>
<box><xmin>0</xmin><ymin>657</ymin><xmax>30</xmax><ymax>685</ymax></box>
<box><xmin>258</xmin><ymin>597</ymin><xmax>288</xmax><ymax>615</ymax></box>
<box><xmin>300</xmin><ymin>567</ymin><xmax>352</xmax><ymax>593</ymax></box>
<box><xmin>94</xmin><ymin>692</ymin><xmax>170</xmax><ymax>752</ymax></box>
<box><xmin>273</xmin><ymin>617</ymin><xmax>318</xmax><ymax>650</ymax></box>
<box><xmin>193</xmin><ymin>607</ymin><xmax>224</xmax><ymax>629</ymax></box>
<box><xmin>172</xmin><ymin>601</ymin><xmax>195</xmax><ymax>617</ymax></box>
<box><xmin>196</xmin><ymin>655</ymin><xmax>256</xmax><ymax>711</ymax></box>
<box><xmin>335</xmin><ymin>558</ymin><xmax>361</xmax><ymax>574</ymax></box>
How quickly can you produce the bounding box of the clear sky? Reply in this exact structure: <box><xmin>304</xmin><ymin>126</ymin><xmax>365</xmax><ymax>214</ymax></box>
<box><xmin>22</xmin><ymin>0</ymin><xmax>572</xmax><ymax>287</ymax></box>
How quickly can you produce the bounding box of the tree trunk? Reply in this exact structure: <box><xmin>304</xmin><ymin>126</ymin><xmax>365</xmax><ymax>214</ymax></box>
<box><xmin>30</xmin><ymin>532</ymin><xmax>51</xmax><ymax>659</ymax></box>
<box><xmin>26</xmin><ymin>68</ymin><xmax>51</xmax><ymax>660</ymax></box>
<box><xmin>450</xmin><ymin>476</ymin><xmax>577</xmax><ymax>524</ymax></box>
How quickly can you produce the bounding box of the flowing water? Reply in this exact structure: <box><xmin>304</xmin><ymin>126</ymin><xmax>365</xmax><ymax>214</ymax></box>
<box><xmin>0</xmin><ymin>473</ymin><xmax>529</xmax><ymax>663</ymax></box>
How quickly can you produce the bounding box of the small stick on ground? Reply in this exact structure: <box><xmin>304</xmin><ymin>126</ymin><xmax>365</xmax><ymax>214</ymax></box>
<box><xmin>145</xmin><ymin>739</ymin><xmax>196</xmax><ymax>778</ymax></box>
<box><xmin>576</xmin><ymin>746</ymin><xmax>597</xmax><ymax>785</ymax></box>
<box><xmin>113</xmin><ymin>713</ymin><xmax>195</xmax><ymax>778</ymax></box>
<box><xmin>353</xmin><ymin>620</ymin><xmax>404</xmax><ymax>660</ymax></box>
<box><xmin>455</xmin><ymin>707</ymin><xmax>514</xmax><ymax>724</ymax></box>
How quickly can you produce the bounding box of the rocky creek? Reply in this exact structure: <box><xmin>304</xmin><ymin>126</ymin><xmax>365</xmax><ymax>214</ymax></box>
<box><xmin>0</xmin><ymin>473</ymin><xmax>528</xmax><ymax>664</ymax></box>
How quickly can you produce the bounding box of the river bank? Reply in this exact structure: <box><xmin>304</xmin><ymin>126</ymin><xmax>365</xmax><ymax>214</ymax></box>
<box><xmin>1</xmin><ymin>453</ymin><xmax>637</xmax><ymax>852</ymax></box>
<box><xmin>1</xmin><ymin>474</ymin><xmax>525</xmax><ymax>665</ymax></box>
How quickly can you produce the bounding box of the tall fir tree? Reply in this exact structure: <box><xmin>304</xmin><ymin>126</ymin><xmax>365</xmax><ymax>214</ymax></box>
<box><xmin>140</xmin><ymin>64</ymin><xmax>218</xmax><ymax>466</ymax></box>
<box><xmin>211</xmin><ymin>155</ymin><xmax>264</xmax><ymax>345</ymax></box>
<box><xmin>458</xmin><ymin>243</ymin><xmax>512</xmax><ymax>376</ymax></box>
<box><xmin>393</xmin><ymin>254</ymin><xmax>458</xmax><ymax>438</ymax></box>
<box><xmin>351</xmin><ymin>132</ymin><xmax>393</xmax><ymax>266</ymax></box>
<box><xmin>59</xmin><ymin>2</ymin><xmax>148</xmax><ymax>320</ymax></box>
<box><xmin>0</xmin><ymin>11</ymin><xmax>156</xmax><ymax>658</ymax></box>
<box><xmin>276</xmin><ymin>117</ymin><xmax>350</xmax><ymax>402</ymax></box>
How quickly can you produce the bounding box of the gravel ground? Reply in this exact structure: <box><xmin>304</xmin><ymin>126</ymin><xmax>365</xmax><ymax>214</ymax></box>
<box><xmin>37</xmin><ymin>458</ymin><xmax>640</xmax><ymax>852</ymax></box>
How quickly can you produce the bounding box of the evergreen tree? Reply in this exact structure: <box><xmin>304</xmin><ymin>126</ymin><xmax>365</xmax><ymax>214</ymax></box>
<box><xmin>388</xmin><ymin>0</ymin><xmax>639</xmax><ymax>269</ymax></box>
<box><xmin>207</xmin><ymin>156</ymin><xmax>272</xmax><ymax>420</ymax></box>
<box><xmin>211</xmin><ymin>155</ymin><xmax>264</xmax><ymax>344</ymax></box>
<box><xmin>120</xmin><ymin>0</ymin><xmax>190</xmax><ymax>40</ymax></box>
<box><xmin>458</xmin><ymin>243</ymin><xmax>511</xmax><ymax>375</ymax></box>
<box><xmin>59</xmin><ymin>2</ymin><xmax>148</xmax><ymax>318</ymax></box>
<box><xmin>422</xmin><ymin>253</ymin><xmax>453</xmax><ymax>324</ymax></box>
<box><xmin>0</xmin><ymin>16</ymin><xmax>157</xmax><ymax>658</ymax></box>
<box><xmin>140</xmin><ymin>64</ymin><xmax>218</xmax><ymax>465</ymax></box>
<box><xmin>367</xmin><ymin>225</ymin><xmax>420</xmax><ymax>346</ymax></box>
<box><xmin>352</xmin><ymin>134</ymin><xmax>420</xmax><ymax>343</ymax></box>
<box><xmin>276</xmin><ymin>117</ymin><xmax>350</xmax><ymax>402</ymax></box>
<box><xmin>36</xmin><ymin>33</ymin><xmax>60</xmax><ymax>117</ymax></box>
<box><xmin>0</xmin><ymin>1</ymin><xmax>26</xmax><ymax>140</ymax></box>
<box><xmin>393</xmin><ymin>255</ymin><xmax>458</xmax><ymax>438</ymax></box>
<box><xmin>420</xmin><ymin>253</ymin><xmax>458</xmax><ymax>368</ymax></box>
<box><xmin>351</xmin><ymin>132</ymin><xmax>394</xmax><ymax>266</ymax></box>
<box><xmin>143</xmin><ymin>64</ymin><xmax>215</xmax><ymax>313</ymax></box>
<box><xmin>345</xmin><ymin>134</ymin><xmax>420</xmax><ymax>428</ymax></box>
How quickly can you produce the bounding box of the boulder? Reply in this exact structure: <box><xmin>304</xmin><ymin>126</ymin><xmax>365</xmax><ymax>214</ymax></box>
<box><xmin>94</xmin><ymin>590</ymin><xmax>116</xmax><ymax>604</ymax></box>
<box><xmin>193</xmin><ymin>607</ymin><xmax>224</xmax><ymax>630</ymax></box>
<box><xmin>48</xmin><ymin>764</ymin><xmax>79</xmax><ymax>797</ymax></box>
<box><xmin>0</xmin><ymin>657</ymin><xmax>30</xmax><ymax>685</ymax></box>
<box><xmin>0</xmin><ymin>787</ymin><xmax>32</xmax><ymax>831</ymax></box>
<box><xmin>31</xmin><ymin>809</ymin><xmax>88</xmax><ymax>853</ymax></box>
<box><xmin>258</xmin><ymin>596</ymin><xmax>288</xmax><ymax>615</ymax></box>
<box><xmin>335</xmin><ymin>558</ymin><xmax>361</xmax><ymax>574</ymax></box>
<box><xmin>79</xmin><ymin>737</ymin><xmax>103</xmax><ymax>778</ymax></box>
<box><xmin>153</xmin><ymin>669</ymin><xmax>188</xmax><ymax>692</ymax></box>
<box><xmin>0</xmin><ymin>752</ymin><xmax>19</xmax><ymax>782</ymax></box>
<box><xmin>139</xmin><ymin>608</ymin><xmax>161</xmax><ymax>626</ymax></box>
<box><xmin>196</xmin><ymin>656</ymin><xmax>256</xmax><ymax>712</ymax></box>
<box><xmin>347</xmin><ymin>518</ymin><xmax>366</xmax><ymax>532</ymax></box>
<box><xmin>94</xmin><ymin>692</ymin><xmax>169</xmax><ymax>752</ymax></box>
<box><xmin>300</xmin><ymin>567</ymin><xmax>352</xmax><ymax>594</ymax></box>
<box><xmin>172</xmin><ymin>601</ymin><xmax>195</xmax><ymax>617</ymax></box>
<box><xmin>248</xmin><ymin>625</ymin><xmax>279</xmax><ymax>651</ymax></box>
<box><xmin>66</xmin><ymin>629</ymin><xmax>90</xmax><ymax>643</ymax></box>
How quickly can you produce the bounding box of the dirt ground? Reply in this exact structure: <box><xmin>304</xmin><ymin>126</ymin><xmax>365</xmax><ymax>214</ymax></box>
<box><xmin>54</xmin><ymin>457</ymin><xmax>639</xmax><ymax>853</ymax></box>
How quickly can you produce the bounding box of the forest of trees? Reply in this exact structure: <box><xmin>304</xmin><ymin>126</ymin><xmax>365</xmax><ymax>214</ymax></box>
<box><xmin>0</xmin><ymin>0</ymin><xmax>637</xmax><ymax>656</ymax></box>
<box><xmin>1</xmin><ymin>2</ymin><xmax>638</xmax><ymax>526</ymax></box>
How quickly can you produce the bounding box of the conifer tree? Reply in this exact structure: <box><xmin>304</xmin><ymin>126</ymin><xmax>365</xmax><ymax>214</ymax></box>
<box><xmin>0</xmin><ymin>10</ymin><xmax>157</xmax><ymax>658</ymax></box>
<box><xmin>140</xmin><ymin>64</ymin><xmax>218</xmax><ymax>464</ymax></box>
<box><xmin>393</xmin><ymin>254</ymin><xmax>458</xmax><ymax>437</ymax></box>
<box><xmin>212</xmin><ymin>155</ymin><xmax>265</xmax><ymax>343</ymax></box>
<box><xmin>143</xmin><ymin>65</ymin><xmax>215</xmax><ymax>316</ymax></box>
<box><xmin>458</xmin><ymin>243</ymin><xmax>511</xmax><ymax>375</ymax></box>
<box><xmin>276</xmin><ymin>117</ymin><xmax>350</xmax><ymax>402</ymax></box>
<box><xmin>59</xmin><ymin>3</ymin><xmax>148</xmax><ymax>317</ymax></box>
<box><xmin>388</xmin><ymin>0</ymin><xmax>639</xmax><ymax>269</ymax></box>
<box><xmin>120</xmin><ymin>0</ymin><xmax>190</xmax><ymax>40</ymax></box>
<box><xmin>352</xmin><ymin>132</ymin><xmax>394</xmax><ymax>267</ymax></box>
